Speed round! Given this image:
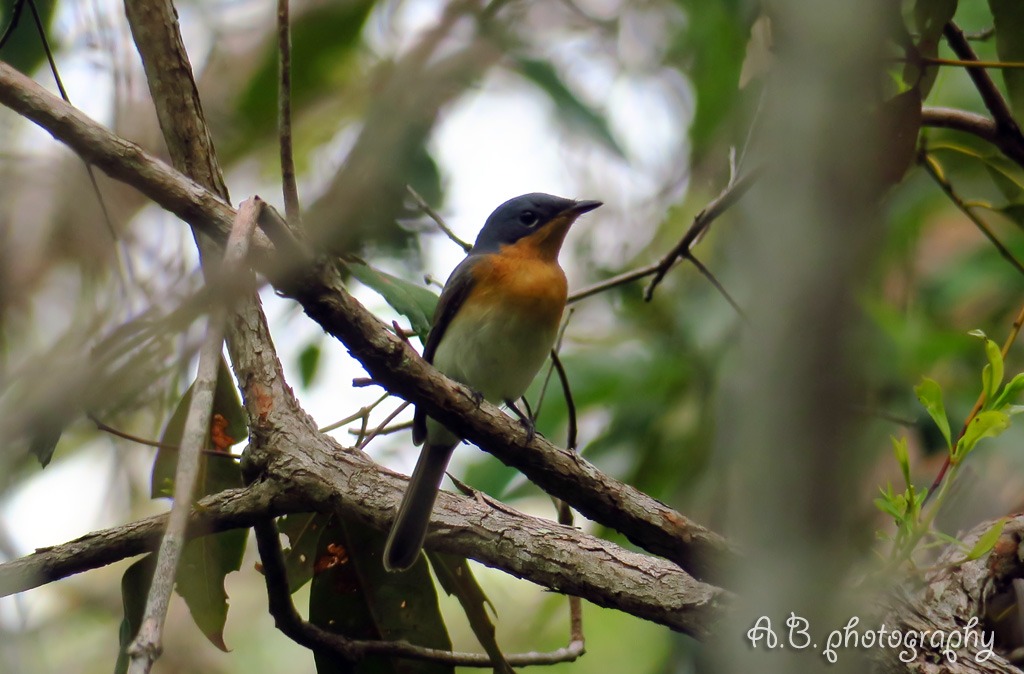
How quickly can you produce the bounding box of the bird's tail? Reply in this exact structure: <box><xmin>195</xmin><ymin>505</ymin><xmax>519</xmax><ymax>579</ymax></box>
<box><xmin>383</xmin><ymin>443</ymin><xmax>455</xmax><ymax>572</ymax></box>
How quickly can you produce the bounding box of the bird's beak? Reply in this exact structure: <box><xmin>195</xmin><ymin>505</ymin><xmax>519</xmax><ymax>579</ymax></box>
<box><xmin>564</xmin><ymin>200</ymin><xmax>603</xmax><ymax>218</ymax></box>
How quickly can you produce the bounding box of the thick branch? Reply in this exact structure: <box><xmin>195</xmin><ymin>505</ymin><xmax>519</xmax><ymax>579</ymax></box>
<box><xmin>0</xmin><ymin>62</ymin><xmax>732</xmax><ymax>581</ymax></box>
<box><xmin>0</xmin><ymin>483</ymin><xmax>288</xmax><ymax>597</ymax></box>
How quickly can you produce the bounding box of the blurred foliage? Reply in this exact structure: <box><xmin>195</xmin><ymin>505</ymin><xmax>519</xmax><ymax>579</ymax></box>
<box><xmin>7</xmin><ymin>0</ymin><xmax>1024</xmax><ymax>673</ymax></box>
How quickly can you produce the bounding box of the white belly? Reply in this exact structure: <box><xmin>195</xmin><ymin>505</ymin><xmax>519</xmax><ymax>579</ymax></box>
<box><xmin>431</xmin><ymin>301</ymin><xmax>560</xmax><ymax>404</ymax></box>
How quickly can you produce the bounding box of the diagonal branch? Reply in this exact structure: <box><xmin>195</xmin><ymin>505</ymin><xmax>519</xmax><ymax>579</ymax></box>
<box><xmin>0</xmin><ymin>483</ymin><xmax>287</xmax><ymax>598</ymax></box>
<box><xmin>0</xmin><ymin>61</ymin><xmax>732</xmax><ymax>582</ymax></box>
<box><xmin>643</xmin><ymin>168</ymin><xmax>760</xmax><ymax>301</ymax></box>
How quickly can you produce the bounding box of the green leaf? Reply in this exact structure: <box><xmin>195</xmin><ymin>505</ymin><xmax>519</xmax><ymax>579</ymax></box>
<box><xmin>994</xmin><ymin>373</ymin><xmax>1024</xmax><ymax>409</ymax></box>
<box><xmin>28</xmin><ymin>423</ymin><xmax>63</xmax><ymax>467</ymax></box>
<box><xmin>177</xmin><ymin>528</ymin><xmax>247</xmax><ymax>651</ymax></box>
<box><xmin>149</xmin><ymin>356</ymin><xmax>248</xmax><ymax>650</ymax></box>
<box><xmin>151</xmin><ymin>356</ymin><xmax>247</xmax><ymax>499</ymax></box>
<box><xmin>990</xmin><ymin>0</ymin><xmax>1024</xmax><ymax>118</ymax></box>
<box><xmin>0</xmin><ymin>0</ymin><xmax>57</xmax><ymax>75</ymax></box>
<box><xmin>279</xmin><ymin>512</ymin><xmax>330</xmax><ymax>594</ymax></box>
<box><xmin>973</xmin><ymin>332</ymin><xmax>1005</xmax><ymax>403</ymax></box>
<box><xmin>309</xmin><ymin>516</ymin><xmax>452</xmax><ymax>674</ymax></box>
<box><xmin>956</xmin><ymin>410</ymin><xmax>1011</xmax><ymax>460</ymax></box>
<box><xmin>877</xmin><ymin>86</ymin><xmax>922</xmax><ymax>187</ymax></box>
<box><xmin>909</xmin><ymin>0</ymin><xmax>957</xmax><ymax>96</ymax></box>
<box><xmin>891</xmin><ymin>435</ymin><xmax>912</xmax><ymax>487</ymax></box>
<box><xmin>984</xmin><ymin>161</ymin><xmax>1024</xmax><ymax>204</ymax></box>
<box><xmin>914</xmin><ymin>377</ymin><xmax>952</xmax><ymax>449</ymax></box>
<box><xmin>427</xmin><ymin>553</ymin><xmax>512</xmax><ymax>674</ymax></box>
<box><xmin>233</xmin><ymin>1</ymin><xmax>375</xmax><ymax>142</ymax></box>
<box><xmin>115</xmin><ymin>555</ymin><xmax>157</xmax><ymax>674</ymax></box>
<box><xmin>512</xmin><ymin>57</ymin><xmax>625</xmax><ymax>157</ymax></box>
<box><xmin>344</xmin><ymin>258</ymin><xmax>439</xmax><ymax>340</ymax></box>
<box><xmin>298</xmin><ymin>342</ymin><xmax>323</xmax><ymax>389</ymax></box>
<box><xmin>966</xmin><ymin>518</ymin><xmax>1007</xmax><ymax>561</ymax></box>
<box><xmin>670</xmin><ymin>0</ymin><xmax>752</xmax><ymax>158</ymax></box>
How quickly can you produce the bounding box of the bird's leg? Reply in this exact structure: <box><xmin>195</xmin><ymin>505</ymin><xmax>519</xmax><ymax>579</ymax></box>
<box><xmin>505</xmin><ymin>398</ymin><xmax>536</xmax><ymax>443</ymax></box>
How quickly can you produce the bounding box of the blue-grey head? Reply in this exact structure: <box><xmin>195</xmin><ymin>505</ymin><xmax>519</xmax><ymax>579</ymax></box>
<box><xmin>471</xmin><ymin>193</ymin><xmax>602</xmax><ymax>257</ymax></box>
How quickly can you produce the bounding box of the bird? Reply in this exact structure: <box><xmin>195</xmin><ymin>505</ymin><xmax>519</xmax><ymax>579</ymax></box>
<box><xmin>382</xmin><ymin>193</ymin><xmax>602</xmax><ymax>572</ymax></box>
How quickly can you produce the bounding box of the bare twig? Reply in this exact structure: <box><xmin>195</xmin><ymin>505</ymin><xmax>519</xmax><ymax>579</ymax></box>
<box><xmin>319</xmin><ymin>391</ymin><xmax>391</xmax><ymax>433</ymax></box>
<box><xmin>0</xmin><ymin>0</ymin><xmax>26</xmax><ymax>50</ymax></box>
<box><xmin>347</xmin><ymin>419</ymin><xmax>412</xmax><ymax>438</ymax></box>
<box><xmin>919</xmin><ymin>151</ymin><xmax>1024</xmax><ymax>278</ymax></box>
<box><xmin>25</xmin><ymin>0</ymin><xmax>131</xmax><ymax>285</ymax></box>
<box><xmin>0</xmin><ymin>483</ymin><xmax>286</xmax><ymax>598</ymax></box>
<box><xmin>943</xmin><ymin>23</ymin><xmax>1023</xmax><ymax>143</ymax></box>
<box><xmin>917</xmin><ymin>56</ymin><xmax>1024</xmax><ymax>70</ymax></box>
<box><xmin>88</xmin><ymin>412</ymin><xmax>235</xmax><ymax>458</ymax></box>
<box><xmin>407</xmin><ymin>185</ymin><xmax>472</xmax><ymax>252</ymax></box>
<box><xmin>554</xmin><ymin>497</ymin><xmax>585</xmax><ymax>654</ymax></box>
<box><xmin>685</xmin><ymin>253</ymin><xmax>749</xmax><ymax>324</ymax></box>
<box><xmin>550</xmin><ymin>351</ymin><xmax>578</xmax><ymax>450</ymax></box>
<box><xmin>644</xmin><ymin>168</ymin><xmax>760</xmax><ymax>301</ymax></box>
<box><xmin>357</xmin><ymin>400</ymin><xmax>410</xmax><ymax>449</ymax></box>
<box><xmin>922</xmin><ymin>107</ymin><xmax>999</xmax><ymax>144</ymax></box>
<box><xmin>253</xmin><ymin>518</ymin><xmax>585</xmax><ymax>667</ymax></box>
<box><xmin>126</xmin><ymin>199</ymin><xmax>260</xmax><ymax>674</ymax></box>
<box><xmin>568</xmin><ymin>263</ymin><xmax>662</xmax><ymax>304</ymax></box>
<box><xmin>277</xmin><ymin>0</ymin><xmax>300</xmax><ymax>226</ymax></box>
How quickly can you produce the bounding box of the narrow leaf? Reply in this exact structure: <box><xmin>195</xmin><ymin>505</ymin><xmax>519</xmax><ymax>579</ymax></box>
<box><xmin>344</xmin><ymin>258</ymin><xmax>439</xmax><ymax>340</ymax></box>
<box><xmin>979</xmin><ymin>335</ymin><xmax>1005</xmax><ymax>402</ymax></box>
<box><xmin>298</xmin><ymin>342</ymin><xmax>323</xmax><ymax>389</ymax></box>
<box><xmin>891</xmin><ymin>435</ymin><xmax>912</xmax><ymax>487</ymax></box>
<box><xmin>956</xmin><ymin>410</ymin><xmax>1011</xmax><ymax>460</ymax></box>
<box><xmin>279</xmin><ymin>512</ymin><xmax>330</xmax><ymax>593</ymax></box>
<box><xmin>908</xmin><ymin>0</ymin><xmax>957</xmax><ymax>96</ymax></box>
<box><xmin>914</xmin><ymin>377</ymin><xmax>952</xmax><ymax>449</ymax></box>
<box><xmin>513</xmin><ymin>57</ymin><xmax>624</xmax><ymax>157</ymax></box>
<box><xmin>990</xmin><ymin>0</ymin><xmax>1024</xmax><ymax>117</ymax></box>
<box><xmin>149</xmin><ymin>355</ymin><xmax>248</xmax><ymax>650</ymax></box>
<box><xmin>427</xmin><ymin>553</ymin><xmax>512</xmax><ymax>674</ymax></box>
<box><xmin>994</xmin><ymin>373</ymin><xmax>1024</xmax><ymax>409</ymax></box>
<box><xmin>115</xmin><ymin>555</ymin><xmax>157</xmax><ymax>674</ymax></box>
<box><xmin>967</xmin><ymin>518</ymin><xmax>1007</xmax><ymax>561</ymax></box>
<box><xmin>309</xmin><ymin>516</ymin><xmax>452</xmax><ymax>674</ymax></box>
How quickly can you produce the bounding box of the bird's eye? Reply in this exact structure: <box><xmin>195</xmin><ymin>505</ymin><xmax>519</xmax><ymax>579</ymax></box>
<box><xmin>519</xmin><ymin>211</ymin><xmax>539</xmax><ymax>227</ymax></box>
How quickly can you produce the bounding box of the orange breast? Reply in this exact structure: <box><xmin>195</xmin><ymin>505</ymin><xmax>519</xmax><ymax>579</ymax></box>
<box><xmin>465</xmin><ymin>246</ymin><xmax>568</xmax><ymax>322</ymax></box>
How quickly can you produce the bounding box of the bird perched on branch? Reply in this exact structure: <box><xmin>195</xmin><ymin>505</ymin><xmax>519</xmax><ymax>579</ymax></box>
<box><xmin>383</xmin><ymin>193</ymin><xmax>602</xmax><ymax>571</ymax></box>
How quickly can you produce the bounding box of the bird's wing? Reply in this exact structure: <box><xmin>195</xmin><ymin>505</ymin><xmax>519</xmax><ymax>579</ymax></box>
<box><xmin>413</xmin><ymin>253</ymin><xmax>483</xmax><ymax>445</ymax></box>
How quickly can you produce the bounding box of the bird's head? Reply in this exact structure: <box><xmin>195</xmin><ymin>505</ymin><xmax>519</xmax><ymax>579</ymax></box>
<box><xmin>472</xmin><ymin>193</ymin><xmax>602</xmax><ymax>259</ymax></box>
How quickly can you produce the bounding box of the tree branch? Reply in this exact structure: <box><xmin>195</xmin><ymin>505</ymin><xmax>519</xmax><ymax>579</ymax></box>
<box><xmin>0</xmin><ymin>61</ymin><xmax>732</xmax><ymax>583</ymax></box>
<box><xmin>942</xmin><ymin>22</ymin><xmax>1024</xmax><ymax>170</ymax></box>
<box><xmin>0</xmin><ymin>483</ymin><xmax>288</xmax><ymax>597</ymax></box>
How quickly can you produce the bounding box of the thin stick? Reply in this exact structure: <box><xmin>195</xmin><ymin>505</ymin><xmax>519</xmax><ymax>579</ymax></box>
<box><xmin>919</xmin><ymin>151</ymin><xmax>1024</xmax><ymax>278</ymax></box>
<box><xmin>126</xmin><ymin>199</ymin><xmax>260</xmax><ymax>674</ymax></box>
<box><xmin>550</xmin><ymin>351</ymin><xmax>578</xmax><ymax>450</ymax></box>
<box><xmin>26</xmin><ymin>0</ymin><xmax>132</xmax><ymax>285</ymax></box>
<box><xmin>684</xmin><ymin>252</ymin><xmax>749</xmax><ymax>324</ymax></box>
<box><xmin>277</xmin><ymin>0</ymin><xmax>300</xmax><ymax>226</ymax></box>
<box><xmin>252</xmin><ymin>517</ymin><xmax>584</xmax><ymax>667</ymax></box>
<box><xmin>917</xmin><ymin>56</ymin><xmax>1024</xmax><ymax>70</ymax></box>
<box><xmin>88</xmin><ymin>413</ymin><xmax>233</xmax><ymax>458</ymax></box>
<box><xmin>357</xmin><ymin>401</ymin><xmax>410</xmax><ymax>449</ymax></box>
<box><xmin>319</xmin><ymin>391</ymin><xmax>391</xmax><ymax>433</ymax></box>
<box><xmin>943</xmin><ymin>23</ymin><xmax>1022</xmax><ymax>139</ymax></box>
<box><xmin>644</xmin><ymin>167</ymin><xmax>760</xmax><ymax>300</ymax></box>
<box><xmin>407</xmin><ymin>184</ymin><xmax>472</xmax><ymax>252</ymax></box>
